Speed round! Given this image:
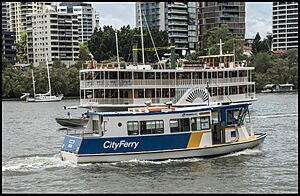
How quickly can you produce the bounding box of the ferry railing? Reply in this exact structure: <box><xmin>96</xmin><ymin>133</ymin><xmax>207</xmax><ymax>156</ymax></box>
<box><xmin>211</xmin><ymin>93</ymin><xmax>255</xmax><ymax>103</ymax></box>
<box><xmin>79</xmin><ymin>92</ymin><xmax>256</xmax><ymax>107</ymax></box>
<box><xmin>66</xmin><ymin>129</ymin><xmax>100</xmax><ymax>137</ymax></box>
<box><xmin>80</xmin><ymin>77</ymin><xmax>250</xmax><ymax>88</ymax></box>
<box><xmin>80</xmin><ymin>98</ymin><xmax>172</xmax><ymax>106</ymax></box>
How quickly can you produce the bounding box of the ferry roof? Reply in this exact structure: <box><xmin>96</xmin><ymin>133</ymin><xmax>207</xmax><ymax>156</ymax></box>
<box><xmin>199</xmin><ymin>54</ymin><xmax>234</xmax><ymax>58</ymax></box>
<box><xmin>279</xmin><ymin>83</ymin><xmax>294</xmax><ymax>87</ymax></box>
<box><xmin>86</xmin><ymin>102</ymin><xmax>251</xmax><ymax>117</ymax></box>
<box><xmin>80</xmin><ymin>66</ymin><xmax>254</xmax><ymax>73</ymax></box>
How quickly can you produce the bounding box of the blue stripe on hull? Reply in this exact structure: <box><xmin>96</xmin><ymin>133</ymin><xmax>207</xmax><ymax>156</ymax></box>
<box><xmin>62</xmin><ymin>133</ymin><xmax>191</xmax><ymax>154</ymax></box>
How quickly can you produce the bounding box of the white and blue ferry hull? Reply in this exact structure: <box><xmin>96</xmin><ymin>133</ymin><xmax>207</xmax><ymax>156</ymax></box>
<box><xmin>60</xmin><ymin>133</ymin><xmax>266</xmax><ymax>164</ymax></box>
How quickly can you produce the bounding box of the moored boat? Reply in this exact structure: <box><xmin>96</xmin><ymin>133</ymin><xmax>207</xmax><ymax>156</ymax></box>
<box><xmin>55</xmin><ymin>118</ymin><xmax>88</xmax><ymax>127</ymax></box>
<box><xmin>20</xmin><ymin>54</ymin><xmax>63</xmax><ymax>102</ymax></box>
<box><xmin>261</xmin><ymin>83</ymin><xmax>295</xmax><ymax>93</ymax></box>
<box><xmin>60</xmin><ymin>102</ymin><xmax>266</xmax><ymax>163</ymax></box>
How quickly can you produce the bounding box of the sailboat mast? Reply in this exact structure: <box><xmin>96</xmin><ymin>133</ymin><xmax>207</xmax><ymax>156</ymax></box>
<box><xmin>139</xmin><ymin>2</ymin><xmax>145</xmax><ymax>65</ymax></box>
<box><xmin>46</xmin><ymin>53</ymin><xmax>52</xmax><ymax>96</ymax></box>
<box><xmin>31</xmin><ymin>69</ymin><xmax>36</xmax><ymax>98</ymax></box>
<box><xmin>115</xmin><ymin>31</ymin><xmax>120</xmax><ymax>68</ymax></box>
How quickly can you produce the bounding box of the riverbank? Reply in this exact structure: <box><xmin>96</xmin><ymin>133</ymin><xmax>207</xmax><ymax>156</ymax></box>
<box><xmin>2</xmin><ymin>96</ymin><xmax>80</xmax><ymax>101</ymax></box>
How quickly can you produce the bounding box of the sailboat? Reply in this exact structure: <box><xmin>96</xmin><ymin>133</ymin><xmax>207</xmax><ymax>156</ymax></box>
<box><xmin>20</xmin><ymin>54</ymin><xmax>63</xmax><ymax>102</ymax></box>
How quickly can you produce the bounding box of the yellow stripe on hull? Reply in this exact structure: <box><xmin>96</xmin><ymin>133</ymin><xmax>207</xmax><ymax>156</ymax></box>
<box><xmin>187</xmin><ymin>132</ymin><xmax>203</xmax><ymax>148</ymax></box>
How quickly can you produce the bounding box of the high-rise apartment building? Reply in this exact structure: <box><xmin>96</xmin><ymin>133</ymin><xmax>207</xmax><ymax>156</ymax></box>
<box><xmin>136</xmin><ymin>2</ymin><xmax>198</xmax><ymax>56</ymax></box>
<box><xmin>2</xmin><ymin>2</ymin><xmax>9</xmax><ymax>31</ymax></box>
<box><xmin>57</xmin><ymin>2</ymin><xmax>100</xmax><ymax>43</ymax></box>
<box><xmin>198</xmin><ymin>2</ymin><xmax>245</xmax><ymax>49</ymax></box>
<box><xmin>8</xmin><ymin>2</ymin><xmax>55</xmax><ymax>40</ymax></box>
<box><xmin>26</xmin><ymin>12</ymin><xmax>80</xmax><ymax>67</ymax></box>
<box><xmin>272</xmin><ymin>2</ymin><xmax>298</xmax><ymax>51</ymax></box>
<box><xmin>2</xmin><ymin>31</ymin><xmax>17</xmax><ymax>65</ymax></box>
<box><xmin>2</xmin><ymin>1</ymin><xmax>16</xmax><ymax>65</ymax></box>
<box><xmin>8</xmin><ymin>2</ymin><xmax>55</xmax><ymax>41</ymax></box>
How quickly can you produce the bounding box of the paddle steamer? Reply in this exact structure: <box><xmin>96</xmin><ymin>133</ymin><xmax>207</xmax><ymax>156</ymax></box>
<box><xmin>79</xmin><ymin>41</ymin><xmax>255</xmax><ymax>112</ymax></box>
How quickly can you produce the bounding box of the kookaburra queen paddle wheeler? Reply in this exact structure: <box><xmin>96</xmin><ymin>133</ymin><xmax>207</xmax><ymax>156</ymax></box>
<box><xmin>60</xmin><ymin>102</ymin><xmax>266</xmax><ymax>163</ymax></box>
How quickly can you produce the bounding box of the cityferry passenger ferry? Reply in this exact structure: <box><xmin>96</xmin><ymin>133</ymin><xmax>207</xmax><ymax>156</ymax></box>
<box><xmin>60</xmin><ymin>101</ymin><xmax>266</xmax><ymax>163</ymax></box>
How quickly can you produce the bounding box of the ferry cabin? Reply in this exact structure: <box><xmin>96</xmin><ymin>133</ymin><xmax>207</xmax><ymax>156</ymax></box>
<box><xmin>79</xmin><ymin>65</ymin><xmax>255</xmax><ymax>110</ymax></box>
<box><xmin>60</xmin><ymin>102</ymin><xmax>266</xmax><ymax>163</ymax></box>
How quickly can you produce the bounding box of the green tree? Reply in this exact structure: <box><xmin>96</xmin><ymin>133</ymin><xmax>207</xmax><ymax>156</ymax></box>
<box><xmin>251</xmin><ymin>33</ymin><xmax>261</xmax><ymax>56</ymax></box>
<box><xmin>16</xmin><ymin>32</ymin><xmax>28</xmax><ymax>63</ymax></box>
<box><xmin>2</xmin><ymin>55</ymin><xmax>9</xmax><ymax>70</ymax></box>
<box><xmin>200</xmin><ymin>24</ymin><xmax>247</xmax><ymax>62</ymax></box>
<box><xmin>79</xmin><ymin>42</ymin><xmax>91</xmax><ymax>61</ymax></box>
<box><xmin>87</xmin><ymin>25</ymin><xmax>169</xmax><ymax>63</ymax></box>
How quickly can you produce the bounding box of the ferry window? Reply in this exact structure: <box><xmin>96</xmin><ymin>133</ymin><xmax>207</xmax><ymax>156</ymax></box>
<box><xmin>239</xmin><ymin>85</ymin><xmax>247</xmax><ymax>94</ymax></box>
<box><xmin>212</xmin><ymin>72</ymin><xmax>217</xmax><ymax>78</ymax></box>
<box><xmin>218</xmin><ymin>87</ymin><xmax>224</xmax><ymax>95</ymax></box>
<box><xmin>239</xmin><ymin>70</ymin><xmax>247</xmax><ymax>77</ymax></box>
<box><xmin>211</xmin><ymin>110</ymin><xmax>220</xmax><ymax>124</ymax></box>
<box><xmin>212</xmin><ymin>87</ymin><xmax>217</xmax><ymax>96</ymax></box>
<box><xmin>145</xmin><ymin>72</ymin><xmax>154</xmax><ymax>79</ymax></box>
<box><xmin>231</xmin><ymin>131</ymin><xmax>236</xmax><ymax>137</ymax></box>
<box><xmin>162</xmin><ymin>72</ymin><xmax>169</xmax><ymax>79</ymax></box>
<box><xmin>156</xmin><ymin>72</ymin><xmax>161</xmax><ymax>79</ymax></box>
<box><xmin>170</xmin><ymin>72</ymin><xmax>175</xmax><ymax>79</ymax></box>
<box><xmin>92</xmin><ymin>120</ymin><xmax>99</xmax><ymax>133</ymax></box>
<box><xmin>226</xmin><ymin>108</ymin><xmax>244</xmax><ymax>126</ymax></box>
<box><xmin>170</xmin><ymin>119</ymin><xmax>179</xmax><ymax>132</ymax></box>
<box><xmin>191</xmin><ymin>117</ymin><xmax>201</xmax><ymax>131</ymax></box>
<box><xmin>232</xmin><ymin>71</ymin><xmax>237</xmax><ymax>77</ymax></box>
<box><xmin>218</xmin><ymin>72</ymin><xmax>223</xmax><ymax>78</ymax></box>
<box><xmin>127</xmin><ymin>121</ymin><xmax>139</xmax><ymax>135</ymax></box>
<box><xmin>229</xmin><ymin>86</ymin><xmax>237</xmax><ymax>94</ymax></box>
<box><xmin>170</xmin><ymin>118</ymin><xmax>190</xmax><ymax>133</ymax></box>
<box><xmin>227</xmin><ymin>110</ymin><xmax>233</xmax><ymax>125</ymax></box>
<box><xmin>208</xmin><ymin>72</ymin><xmax>211</xmax><ymax>79</ymax></box>
<box><xmin>140</xmin><ymin>120</ymin><xmax>164</xmax><ymax>135</ymax></box>
<box><xmin>233</xmin><ymin>110</ymin><xmax>240</xmax><ymax>124</ymax></box>
<box><xmin>200</xmin><ymin>116</ymin><xmax>210</xmax><ymax>130</ymax></box>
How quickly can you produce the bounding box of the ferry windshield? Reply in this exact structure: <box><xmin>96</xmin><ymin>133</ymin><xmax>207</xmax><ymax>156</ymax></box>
<box><xmin>226</xmin><ymin>107</ymin><xmax>248</xmax><ymax>126</ymax></box>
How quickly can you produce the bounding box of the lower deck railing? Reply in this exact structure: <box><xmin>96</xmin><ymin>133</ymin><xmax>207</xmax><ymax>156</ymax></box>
<box><xmin>80</xmin><ymin>93</ymin><xmax>255</xmax><ymax>106</ymax></box>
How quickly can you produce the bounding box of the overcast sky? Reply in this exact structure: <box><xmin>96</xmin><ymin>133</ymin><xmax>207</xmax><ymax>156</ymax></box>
<box><xmin>88</xmin><ymin>2</ymin><xmax>272</xmax><ymax>39</ymax></box>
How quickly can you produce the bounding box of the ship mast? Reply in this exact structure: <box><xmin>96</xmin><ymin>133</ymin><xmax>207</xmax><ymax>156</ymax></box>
<box><xmin>115</xmin><ymin>31</ymin><xmax>120</xmax><ymax>68</ymax></box>
<box><xmin>46</xmin><ymin>53</ymin><xmax>52</xmax><ymax>96</ymax></box>
<box><xmin>139</xmin><ymin>2</ymin><xmax>145</xmax><ymax>65</ymax></box>
<box><xmin>31</xmin><ymin>69</ymin><xmax>36</xmax><ymax>98</ymax></box>
<box><xmin>217</xmin><ymin>39</ymin><xmax>224</xmax><ymax>55</ymax></box>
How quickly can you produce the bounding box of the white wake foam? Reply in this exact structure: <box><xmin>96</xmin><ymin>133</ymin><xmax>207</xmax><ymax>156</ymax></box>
<box><xmin>219</xmin><ymin>148</ymin><xmax>264</xmax><ymax>158</ymax></box>
<box><xmin>2</xmin><ymin>154</ymin><xmax>76</xmax><ymax>172</ymax></box>
<box><xmin>111</xmin><ymin>157</ymin><xmax>204</xmax><ymax>165</ymax></box>
<box><xmin>252</xmin><ymin>113</ymin><xmax>298</xmax><ymax>119</ymax></box>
